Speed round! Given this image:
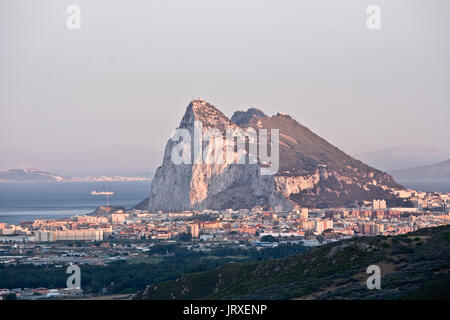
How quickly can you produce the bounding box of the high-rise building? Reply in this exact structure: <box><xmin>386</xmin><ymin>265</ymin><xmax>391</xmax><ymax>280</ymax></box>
<box><xmin>372</xmin><ymin>199</ymin><xmax>387</xmax><ymax>210</ymax></box>
<box><xmin>300</xmin><ymin>208</ymin><xmax>308</xmax><ymax>221</ymax></box>
<box><xmin>314</xmin><ymin>219</ymin><xmax>333</xmax><ymax>234</ymax></box>
<box><xmin>314</xmin><ymin>220</ymin><xmax>324</xmax><ymax>234</ymax></box>
<box><xmin>325</xmin><ymin>219</ymin><xmax>333</xmax><ymax>230</ymax></box>
<box><xmin>190</xmin><ymin>223</ymin><xmax>199</xmax><ymax>238</ymax></box>
<box><xmin>414</xmin><ymin>199</ymin><xmax>424</xmax><ymax>211</ymax></box>
<box><xmin>36</xmin><ymin>229</ymin><xmax>103</xmax><ymax>242</ymax></box>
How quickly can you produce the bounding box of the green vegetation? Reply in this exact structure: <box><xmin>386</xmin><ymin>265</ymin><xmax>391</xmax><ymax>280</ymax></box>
<box><xmin>4</xmin><ymin>293</ymin><xmax>17</xmax><ymax>300</ymax></box>
<box><xmin>0</xmin><ymin>243</ymin><xmax>306</xmax><ymax>295</ymax></box>
<box><xmin>137</xmin><ymin>225</ymin><xmax>450</xmax><ymax>300</ymax></box>
<box><xmin>260</xmin><ymin>235</ymin><xmax>278</xmax><ymax>242</ymax></box>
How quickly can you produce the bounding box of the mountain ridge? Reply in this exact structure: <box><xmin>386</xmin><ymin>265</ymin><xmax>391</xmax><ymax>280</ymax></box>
<box><xmin>389</xmin><ymin>159</ymin><xmax>450</xmax><ymax>183</ymax></box>
<box><xmin>356</xmin><ymin>146</ymin><xmax>450</xmax><ymax>171</ymax></box>
<box><xmin>138</xmin><ymin>99</ymin><xmax>404</xmax><ymax>211</ymax></box>
<box><xmin>0</xmin><ymin>168</ymin><xmax>151</xmax><ymax>183</ymax></box>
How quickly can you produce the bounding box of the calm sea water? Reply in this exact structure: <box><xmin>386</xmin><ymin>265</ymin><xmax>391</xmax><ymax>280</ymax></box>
<box><xmin>399</xmin><ymin>181</ymin><xmax>450</xmax><ymax>193</ymax></box>
<box><xmin>1</xmin><ymin>181</ymin><xmax>447</xmax><ymax>225</ymax></box>
<box><xmin>0</xmin><ymin>182</ymin><xmax>150</xmax><ymax>225</ymax></box>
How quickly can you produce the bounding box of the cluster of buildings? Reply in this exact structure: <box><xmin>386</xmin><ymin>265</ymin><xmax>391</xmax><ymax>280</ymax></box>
<box><xmin>0</xmin><ymin>188</ymin><xmax>448</xmax><ymax>299</ymax></box>
<box><xmin>0</xmin><ymin>189</ymin><xmax>448</xmax><ymax>246</ymax></box>
<box><xmin>1</xmin><ymin>189</ymin><xmax>448</xmax><ymax>268</ymax></box>
<box><xmin>36</xmin><ymin>229</ymin><xmax>106</xmax><ymax>242</ymax></box>
<box><xmin>0</xmin><ymin>287</ymin><xmax>82</xmax><ymax>300</ymax></box>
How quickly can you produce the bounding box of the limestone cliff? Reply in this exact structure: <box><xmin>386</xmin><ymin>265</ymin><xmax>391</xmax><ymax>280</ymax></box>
<box><xmin>137</xmin><ymin>100</ymin><xmax>403</xmax><ymax>211</ymax></box>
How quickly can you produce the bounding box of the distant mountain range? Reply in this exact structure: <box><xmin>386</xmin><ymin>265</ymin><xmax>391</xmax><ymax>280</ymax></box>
<box><xmin>0</xmin><ymin>169</ymin><xmax>151</xmax><ymax>183</ymax></box>
<box><xmin>0</xmin><ymin>145</ymin><xmax>160</xmax><ymax>177</ymax></box>
<box><xmin>355</xmin><ymin>146</ymin><xmax>450</xmax><ymax>171</ymax></box>
<box><xmin>137</xmin><ymin>225</ymin><xmax>450</xmax><ymax>300</ymax></box>
<box><xmin>389</xmin><ymin>159</ymin><xmax>450</xmax><ymax>183</ymax></box>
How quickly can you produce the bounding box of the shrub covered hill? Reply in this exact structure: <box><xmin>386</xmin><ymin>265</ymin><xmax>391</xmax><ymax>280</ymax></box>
<box><xmin>136</xmin><ymin>225</ymin><xmax>450</xmax><ymax>300</ymax></box>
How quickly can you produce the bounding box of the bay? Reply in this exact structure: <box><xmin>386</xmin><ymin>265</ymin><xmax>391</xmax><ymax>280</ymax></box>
<box><xmin>0</xmin><ymin>181</ymin><xmax>150</xmax><ymax>225</ymax></box>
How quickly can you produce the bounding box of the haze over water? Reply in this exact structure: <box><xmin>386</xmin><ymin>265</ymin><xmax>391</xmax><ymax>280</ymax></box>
<box><xmin>0</xmin><ymin>181</ymin><xmax>150</xmax><ymax>225</ymax></box>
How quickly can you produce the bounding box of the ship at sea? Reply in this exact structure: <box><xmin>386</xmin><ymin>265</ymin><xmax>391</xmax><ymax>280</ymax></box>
<box><xmin>0</xmin><ymin>182</ymin><xmax>148</xmax><ymax>225</ymax></box>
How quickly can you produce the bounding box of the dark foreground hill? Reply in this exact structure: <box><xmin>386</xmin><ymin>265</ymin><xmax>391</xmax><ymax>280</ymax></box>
<box><xmin>137</xmin><ymin>225</ymin><xmax>450</xmax><ymax>300</ymax></box>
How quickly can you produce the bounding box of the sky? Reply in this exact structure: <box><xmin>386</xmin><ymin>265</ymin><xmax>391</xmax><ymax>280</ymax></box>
<box><xmin>1</xmin><ymin>0</ymin><xmax>449</xmax><ymax>176</ymax></box>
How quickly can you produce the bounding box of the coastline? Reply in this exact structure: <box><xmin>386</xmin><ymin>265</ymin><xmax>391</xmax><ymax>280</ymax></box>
<box><xmin>0</xmin><ymin>181</ymin><xmax>150</xmax><ymax>224</ymax></box>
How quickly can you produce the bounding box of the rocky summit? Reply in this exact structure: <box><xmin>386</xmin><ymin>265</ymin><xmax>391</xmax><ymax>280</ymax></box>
<box><xmin>137</xmin><ymin>99</ymin><xmax>403</xmax><ymax>212</ymax></box>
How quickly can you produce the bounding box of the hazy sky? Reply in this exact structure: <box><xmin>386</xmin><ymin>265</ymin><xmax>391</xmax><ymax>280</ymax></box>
<box><xmin>1</xmin><ymin>0</ymin><xmax>449</xmax><ymax>175</ymax></box>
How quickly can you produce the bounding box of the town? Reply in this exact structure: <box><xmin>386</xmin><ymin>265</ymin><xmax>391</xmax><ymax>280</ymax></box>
<box><xmin>0</xmin><ymin>188</ymin><xmax>449</xmax><ymax>299</ymax></box>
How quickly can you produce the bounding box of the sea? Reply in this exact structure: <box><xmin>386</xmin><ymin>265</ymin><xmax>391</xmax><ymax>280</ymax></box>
<box><xmin>399</xmin><ymin>181</ymin><xmax>450</xmax><ymax>194</ymax></box>
<box><xmin>0</xmin><ymin>181</ymin><xmax>150</xmax><ymax>225</ymax></box>
<box><xmin>0</xmin><ymin>180</ymin><xmax>448</xmax><ymax>226</ymax></box>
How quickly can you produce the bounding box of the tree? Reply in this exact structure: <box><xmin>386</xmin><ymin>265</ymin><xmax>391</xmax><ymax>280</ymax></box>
<box><xmin>5</xmin><ymin>293</ymin><xmax>17</xmax><ymax>300</ymax></box>
<box><xmin>177</xmin><ymin>233</ymin><xmax>192</xmax><ymax>242</ymax></box>
<box><xmin>317</xmin><ymin>235</ymin><xmax>325</xmax><ymax>244</ymax></box>
<box><xmin>260</xmin><ymin>235</ymin><xmax>278</xmax><ymax>242</ymax></box>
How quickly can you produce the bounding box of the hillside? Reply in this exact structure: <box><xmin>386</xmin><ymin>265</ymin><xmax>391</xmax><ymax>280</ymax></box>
<box><xmin>0</xmin><ymin>168</ymin><xmax>151</xmax><ymax>183</ymax></box>
<box><xmin>0</xmin><ymin>169</ymin><xmax>67</xmax><ymax>182</ymax></box>
<box><xmin>137</xmin><ymin>225</ymin><xmax>450</xmax><ymax>300</ymax></box>
<box><xmin>243</xmin><ymin>110</ymin><xmax>403</xmax><ymax>208</ymax></box>
<box><xmin>138</xmin><ymin>100</ymin><xmax>403</xmax><ymax>211</ymax></box>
